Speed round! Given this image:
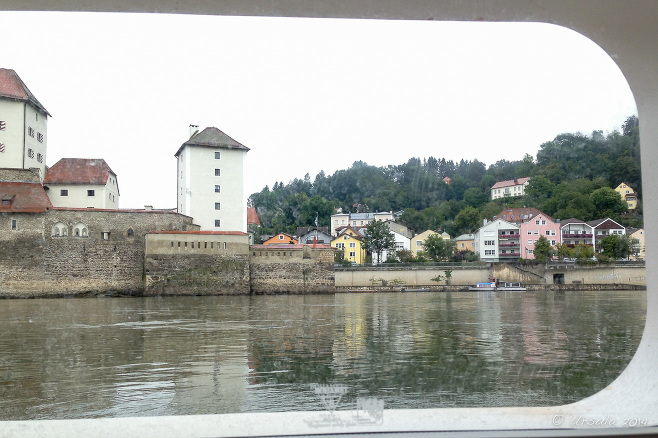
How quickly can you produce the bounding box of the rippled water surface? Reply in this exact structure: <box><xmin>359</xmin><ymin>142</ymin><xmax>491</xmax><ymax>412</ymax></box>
<box><xmin>0</xmin><ymin>290</ymin><xmax>646</xmax><ymax>419</ymax></box>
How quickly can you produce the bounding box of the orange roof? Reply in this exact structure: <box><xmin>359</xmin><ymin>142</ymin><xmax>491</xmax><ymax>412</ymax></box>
<box><xmin>247</xmin><ymin>207</ymin><xmax>261</xmax><ymax>226</ymax></box>
<box><xmin>0</xmin><ymin>68</ymin><xmax>51</xmax><ymax>116</ymax></box>
<box><xmin>262</xmin><ymin>233</ymin><xmax>299</xmax><ymax>245</ymax></box>
<box><xmin>0</xmin><ymin>181</ymin><xmax>52</xmax><ymax>213</ymax></box>
<box><xmin>44</xmin><ymin>158</ymin><xmax>116</xmax><ymax>188</ymax></box>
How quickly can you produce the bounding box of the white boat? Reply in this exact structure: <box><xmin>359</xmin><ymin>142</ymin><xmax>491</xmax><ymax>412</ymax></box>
<box><xmin>496</xmin><ymin>282</ymin><xmax>527</xmax><ymax>291</ymax></box>
<box><xmin>467</xmin><ymin>282</ymin><xmax>497</xmax><ymax>291</ymax></box>
<box><xmin>467</xmin><ymin>280</ymin><xmax>527</xmax><ymax>292</ymax></box>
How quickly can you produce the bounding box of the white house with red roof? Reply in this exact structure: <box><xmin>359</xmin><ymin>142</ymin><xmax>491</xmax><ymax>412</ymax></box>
<box><xmin>0</xmin><ymin>68</ymin><xmax>51</xmax><ymax>181</ymax></box>
<box><xmin>175</xmin><ymin>126</ymin><xmax>249</xmax><ymax>232</ymax></box>
<box><xmin>43</xmin><ymin>158</ymin><xmax>120</xmax><ymax>209</ymax></box>
<box><xmin>490</xmin><ymin>177</ymin><xmax>530</xmax><ymax>200</ymax></box>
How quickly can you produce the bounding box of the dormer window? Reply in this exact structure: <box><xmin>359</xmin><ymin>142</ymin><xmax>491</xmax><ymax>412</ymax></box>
<box><xmin>2</xmin><ymin>195</ymin><xmax>15</xmax><ymax>206</ymax></box>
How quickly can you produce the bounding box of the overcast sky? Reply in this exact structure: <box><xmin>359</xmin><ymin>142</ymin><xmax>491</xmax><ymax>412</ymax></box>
<box><xmin>2</xmin><ymin>12</ymin><xmax>636</xmax><ymax>209</ymax></box>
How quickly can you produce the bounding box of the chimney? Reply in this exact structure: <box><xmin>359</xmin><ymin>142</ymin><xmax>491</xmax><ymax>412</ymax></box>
<box><xmin>144</xmin><ymin>205</ymin><xmax>153</xmax><ymax>211</ymax></box>
<box><xmin>514</xmin><ymin>177</ymin><xmax>518</xmax><ymax>184</ymax></box>
<box><xmin>189</xmin><ymin>124</ymin><xmax>199</xmax><ymax>138</ymax></box>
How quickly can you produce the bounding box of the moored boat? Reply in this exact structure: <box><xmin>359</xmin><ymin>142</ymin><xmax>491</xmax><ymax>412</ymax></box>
<box><xmin>467</xmin><ymin>282</ymin><xmax>497</xmax><ymax>291</ymax></box>
<box><xmin>467</xmin><ymin>278</ymin><xmax>527</xmax><ymax>292</ymax></box>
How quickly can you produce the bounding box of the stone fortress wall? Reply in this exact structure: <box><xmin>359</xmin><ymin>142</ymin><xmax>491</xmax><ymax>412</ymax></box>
<box><xmin>0</xmin><ymin>209</ymin><xmax>337</xmax><ymax>297</ymax></box>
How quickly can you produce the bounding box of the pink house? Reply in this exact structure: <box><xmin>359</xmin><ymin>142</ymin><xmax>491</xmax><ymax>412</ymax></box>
<box><xmin>494</xmin><ymin>208</ymin><xmax>561</xmax><ymax>259</ymax></box>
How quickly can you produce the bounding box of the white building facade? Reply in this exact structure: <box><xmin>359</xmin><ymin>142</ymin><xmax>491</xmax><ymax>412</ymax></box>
<box><xmin>44</xmin><ymin>158</ymin><xmax>119</xmax><ymax>209</ymax></box>
<box><xmin>474</xmin><ymin>219</ymin><xmax>521</xmax><ymax>262</ymax></box>
<box><xmin>0</xmin><ymin>69</ymin><xmax>50</xmax><ymax>181</ymax></box>
<box><xmin>176</xmin><ymin>126</ymin><xmax>249</xmax><ymax>232</ymax></box>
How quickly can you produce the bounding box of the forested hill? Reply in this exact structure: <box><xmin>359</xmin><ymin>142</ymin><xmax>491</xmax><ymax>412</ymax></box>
<box><xmin>249</xmin><ymin>116</ymin><xmax>642</xmax><ymax>237</ymax></box>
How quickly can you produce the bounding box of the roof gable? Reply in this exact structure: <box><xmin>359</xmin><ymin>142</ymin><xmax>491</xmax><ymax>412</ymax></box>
<box><xmin>0</xmin><ymin>69</ymin><xmax>51</xmax><ymax>116</ymax></box>
<box><xmin>0</xmin><ymin>181</ymin><xmax>52</xmax><ymax>213</ymax></box>
<box><xmin>44</xmin><ymin>158</ymin><xmax>116</xmax><ymax>186</ymax></box>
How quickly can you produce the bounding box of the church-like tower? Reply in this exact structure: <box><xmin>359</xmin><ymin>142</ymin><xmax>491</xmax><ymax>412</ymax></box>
<box><xmin>175</xmin><ymin>126</ymin><xmax>249</xmax><ymax>232</ymax></box>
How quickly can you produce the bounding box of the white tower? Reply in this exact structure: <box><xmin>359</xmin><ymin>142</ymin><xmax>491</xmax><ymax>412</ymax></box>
<box><xmin>0</xmin><ymin>68</ymin><xmax>51</xmax><ymax>181</ymax></box>
<box><xmin>175</xmin><ymin>126</ymin><xmax>249</xmax><ymax>232</ymax></box>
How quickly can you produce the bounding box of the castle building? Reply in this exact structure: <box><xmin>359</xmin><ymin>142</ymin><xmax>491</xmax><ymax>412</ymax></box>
<box><xmin>175</xmin><ymin>126</ymin><xmax>249</xmax><ymax>232</ymax></box>
<box><xmin>0</xmin><ymin>68</ymin><xmax>51</xmax><ymax>181</ymax></box>
<box><xmin>43</xmin><ymin>158</ymin><xmax>120</xmax><ymax>209</ymax></box>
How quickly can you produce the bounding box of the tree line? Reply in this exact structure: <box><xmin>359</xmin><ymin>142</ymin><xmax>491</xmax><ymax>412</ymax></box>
<box><xmin>249</xmin><ymin>116</ymin><xmax>642</xmax><ymax>239</ymax></box>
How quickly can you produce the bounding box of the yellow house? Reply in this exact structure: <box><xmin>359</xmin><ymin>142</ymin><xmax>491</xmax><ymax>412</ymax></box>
<box><xmin>628</xmin><ymin>227</ymin><xmax>646</xmax><ymax>260</ymax></box>
<box><xmin>411</xmin><ymin>230</ymin><xmax>444</xmax><ymax>256</ymax></box>
<box><xmin>331</xmin><ymin>226</ymin><xmax>366</xmax><ymax>264</ymax></box>
<box><xmin>453</xmin><ymin>234</ymin><xmax>476</xmax><ymax>253</ymax></box>
<box><xmin>615</xmin><ymin>182</ymin><xmax>638</xmax><ymax>210</ymax></box>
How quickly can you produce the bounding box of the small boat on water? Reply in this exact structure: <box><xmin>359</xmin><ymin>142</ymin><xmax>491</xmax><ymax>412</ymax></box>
<box><xmin>467</xmin><ymin>279</ymin><xmax>527</xmax><ymax>292</ymax></box>
<box><xmin>467</xmin><ymin>282</ymin><xmax>497</xmax><ymax>291</ymax></box>
<box><xmin>349</xmin><ymin>288</ymin><xmax>377</xmax><ymax>293</ymax></box>
<box><xmin>400</xmin><ymin>287</ymin><xmax>431</xmax><ymax>292</ymax></box>
<box><xmin>496</xmin><ymin>282</ymin><xmax>527</xmax><ymax>291</ymax></box>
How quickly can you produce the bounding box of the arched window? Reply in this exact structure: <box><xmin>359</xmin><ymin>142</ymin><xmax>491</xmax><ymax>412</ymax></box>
<box><xmin>51</xmin><ymin>222</ymin><xmax>68</xmax><ymax>237</ymax></box>
<box><xmin>73</xmin><ymin>223</ymin><xmax>88</xmax><ymax>238</ymax></box>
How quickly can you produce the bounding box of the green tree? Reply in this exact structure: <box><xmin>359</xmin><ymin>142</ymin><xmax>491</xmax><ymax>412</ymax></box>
<box><xmin>423</xmin><ymin>233</ymin><xmax>456</xmax><ymax>262</ymax></box>
<box><xmin>600</xmin><ymin>234</ymin><xmax>632</xmax><ymax>259</ymax></box>
<box><xmin>573</xmin><ymin>243</ymin><xmax>595</xmax><ymax>260</ymax></box>
<box><xmin>363</xmin><ymin>220</ymin><xmax>397</xmax><ymax>264</ymax></box>
<box><xmin>454</xmin><ymin>206</ymin><xmax>481</xmax><ymax>234</ymax></box>
<box><xmin>590</xmin><ymin>187</ymin><xmax>628</xmax><ymax>218</ymax></box>
<box><xmin>533</xmin><ymin>235</ymin><xmax>553</xmax><ymax>262</ymax></box>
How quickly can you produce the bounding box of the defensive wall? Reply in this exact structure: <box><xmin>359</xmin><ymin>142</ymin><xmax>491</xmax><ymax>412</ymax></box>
<box><xmin>0</xmin><ymin>208</ymin><xmax>198</xmax><ymax>297</ymax></box>
<box><xmin>249</xmin><ymin>244</ymin><xmax>335</xmax><ymax>294</ymax></box>
<box><xmin>144</xmin><ymin>231</ymin><xmax>251</xmax><ymax>295</ymax></box>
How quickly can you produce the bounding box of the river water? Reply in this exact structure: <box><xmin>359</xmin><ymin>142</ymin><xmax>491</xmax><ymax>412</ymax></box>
<box><xmin>0</xmin><ymin>290</ymin><xmax>646</xmax><ymax>420</ymax></box>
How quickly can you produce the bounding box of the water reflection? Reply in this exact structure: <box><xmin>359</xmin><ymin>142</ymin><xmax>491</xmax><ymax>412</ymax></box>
<box><xmin>0</xmin><ymin>290</ymin><xmax>646</xmax><ymax>419</ymax></box>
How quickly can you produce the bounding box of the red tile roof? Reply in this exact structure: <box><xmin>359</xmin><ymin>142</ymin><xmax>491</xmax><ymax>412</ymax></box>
<box><xmin>493</xmin><ymin>207</ymin><xmax>555</xmax><ymax>223</ymax></box>
<box><xmin>491</xmin><ymin>177</ymin><xmax>530</xmax><ymax>189</ymax></box>
<box><xmin>0</xmin><ymin>181</ymin><xmax>52</xmax><ymax>213</ymax></box>
<box><xmin>247</xmin><ymin>207</ymin><xmax>261</xmax><ymax>226</ymax></box>
<box><xmin>0</xmin><ymin>68</ymin><xmax>51</xmax><ymax>116</ymax></box>
<box><xmin>44</xmin><ymin>158</ymin><xmax>116</xmax><ymax>187</ymax></box>
<box><xmin>148</xmin><ymin>230</ymin><xmax>248</xmax><ymax>236</ymax></box>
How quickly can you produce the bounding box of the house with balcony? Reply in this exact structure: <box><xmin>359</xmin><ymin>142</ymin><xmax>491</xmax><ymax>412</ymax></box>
<box><xmin>296</xmin><ymin>227</ymin><xmax>332</xmax><ymax>246</ymax></box>
<box><xmin>490</xmin><ymin>177</ymin><xmax>530</xmax><ymax>200</ymax></box>
<box><xmin>474</xmin><ymin>219</ymin><xmax>520</xmax><ymax>262</ymax></box>
<box><xmin>587</xmin><ymin>218</ymin><xmax>625</xmax><ymax>253</ymax></box>
<box><xmin>614</xmin><ymin>182</ymin><xmax>638</xmax><ymax>210</ymax></box>
<box><xmin>560</xmin><ymin>218</ymin><xmax>594</xmax><ymax>252</ymax></box>
<box><xmin>494</xmin><ymin>208</ymin><xmax>560</xmax><ymax>259</ymax></box>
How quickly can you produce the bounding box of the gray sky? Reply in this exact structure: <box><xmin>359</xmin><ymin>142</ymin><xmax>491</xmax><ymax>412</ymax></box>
<box><xmin>2</xmin><ymin>12</ymin><xmax>637</xmax><ymax>209</ymax></box>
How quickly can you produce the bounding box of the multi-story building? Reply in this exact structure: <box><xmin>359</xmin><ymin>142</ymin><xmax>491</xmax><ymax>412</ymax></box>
<box><xmin>175</xmin><ymin>126</ymin><xmax>249</xmax><ymax>232</ymax></box>
<box><xmin>0</xmin><ymin>69</ymin><xmax>51</xmax><ymax>181</ymax></box>
<box><xmin>490</xmin><ymin>177</ymin><xmax>530</xmax><ymax>200</ymax></box>
<box><xmin>410</xmin><ymin>230</ymin><xmax>450</xmax><ymax>256</ymax></box>
<box><xmin>587</xmin><ymin>218</ymin><xmax>625</xmax><ymax>253</ymax></box>
<box><xmin>330</xmin><ymin>211</ymin><xmax>394</xmax><ymax>236</ymax></box>
<box><xmin>474</xmin><ymin>219</ymin><xmax>520</xmax><ymax>262</ymax></box>
<box><xmin>560</xmin><ymin>219</ymin><xmax>594</xmax><ymax>250</ymax></box>
<box><xmin>43</xmin><ymin>158</ymin><xmax>119</xmax><ymax>209</ymax></box>
<box><xmin>331</xmin><ymin>226</ymin><xmax>366</xmax><ymax>264</ymax></box>
<box><xmin>614</xmin><ymin>182</ymin><xmax>639</xmax><ymax>210</ymax></box>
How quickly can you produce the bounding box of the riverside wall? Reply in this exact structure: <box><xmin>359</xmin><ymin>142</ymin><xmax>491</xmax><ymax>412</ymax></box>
<box><xmin>335</xmin><ymin>263</ymin><xmax>646</xmax><ymax>290</ymax></box>
<box><xmin>144</xmin><ymin>232</ymin><xmax>251</xmax><ymax>295</ymax></box>
<box><xmin>249</xmin><ymin>245</ymin><xmax>335</xmax><ymax>294</ymax></box>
